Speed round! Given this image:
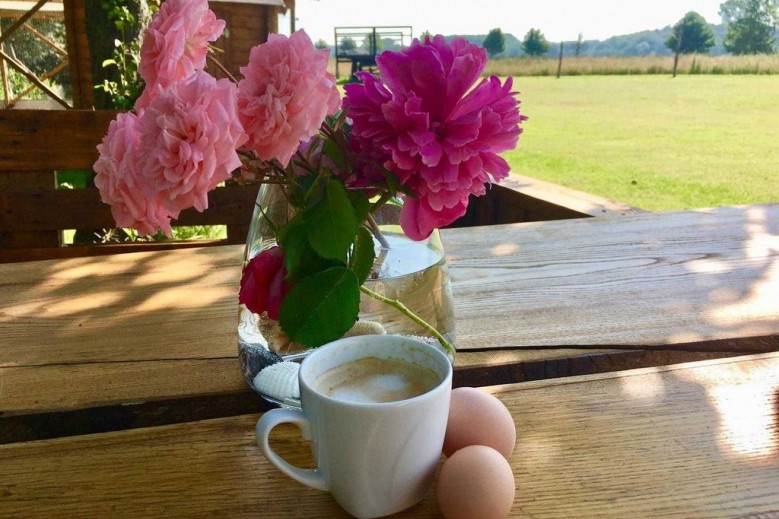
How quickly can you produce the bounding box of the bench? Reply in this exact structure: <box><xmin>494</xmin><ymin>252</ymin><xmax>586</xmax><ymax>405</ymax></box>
<box><xmin>0</xmin><ymin>109</ymin><xmax>259</xmax><ymax>263</ymax></box>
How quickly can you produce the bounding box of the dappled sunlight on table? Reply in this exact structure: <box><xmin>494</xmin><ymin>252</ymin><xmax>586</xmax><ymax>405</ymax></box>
<box><xmin>490</xmin><ymin>242</ymin><xmax>519</xmax><ymax>256</ymax></box>
<box><xmin>46</xmin><ymin>291</ymin><xmax>124</xmax><ymax>316</ymax></box>
<box><xmin>679</xmin><ymin>357</ymin><xmax>779</xmax><ymax>463</ymax></box>
<box><xmin>619</xmin><ymin>368</ymin><xmax>667</xmax><ymax>401</ymax></box>
<box><xmin>135</xmin><ymin>285</ymin><xmax>236</xmax><ymax>312</ymax></box>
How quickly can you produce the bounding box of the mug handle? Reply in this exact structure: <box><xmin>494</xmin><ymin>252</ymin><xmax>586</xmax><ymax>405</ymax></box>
<box><xmin>256</xmin><ymin>408</ymin><xmax>329</xmax><ymax>491</ymax></box>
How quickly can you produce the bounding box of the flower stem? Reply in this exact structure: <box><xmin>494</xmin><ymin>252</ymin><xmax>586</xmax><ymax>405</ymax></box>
<box><xmin>207</xmin><ymin>53</ymin><xmax>238</xmax><ymax>83</ymax></box>
<box><xmin>359</xmin><ymin>285</ymin><xmax>456</xmax><ymax>359</ymax></box>
<box><xmin>366</xmin><ymin>214</ymin><xmax>390</xmax><ymax>249</ymax></box>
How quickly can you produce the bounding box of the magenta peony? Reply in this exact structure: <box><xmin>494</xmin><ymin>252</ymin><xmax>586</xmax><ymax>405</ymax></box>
<box><xmin>137</xmin><ymin>71</ymin><xmax>247</xmax><ymax>225</ymax></box>
<box><xmin>137</xmin><ymin>0</ymin><xmax>224</xmax><ymax>108</ymax></box>
<box><xmin>94</xmin><ymin>112</ymin><xmax>175</xmax><ymax>235</ymax></box>
<box><xmin>237</xmin><ymin>29</ymin><xmax>341</xmax><ymax>167</ymax></box>
<box><xmin>239</xmin><ymin>246</ymin><xmax>291</xmax><ymax>320</ymax></box>
<box><xmin>344</xmin><ymin>35</ymin><xmax>526</xmax><ymax>240</ymax></box>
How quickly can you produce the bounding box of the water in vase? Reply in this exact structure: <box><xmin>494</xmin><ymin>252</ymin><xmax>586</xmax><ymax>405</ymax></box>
<box><xmin>361</xmin><ymin>233</ymin><xmax>455</xmax><ymax>343</ymax></box>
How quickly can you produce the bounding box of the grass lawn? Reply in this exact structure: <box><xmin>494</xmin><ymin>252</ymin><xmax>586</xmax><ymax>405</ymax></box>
<box><xmin>504</xmin><ymin>75</ymin><xmax>779</xmax><ymax>211</ymax></box>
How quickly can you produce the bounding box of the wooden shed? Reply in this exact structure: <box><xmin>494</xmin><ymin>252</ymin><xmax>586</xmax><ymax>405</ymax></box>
<box><xmin>208</xmin><ymin>0</ymin><xmax>293</xmax><ymax>79</ymax></box>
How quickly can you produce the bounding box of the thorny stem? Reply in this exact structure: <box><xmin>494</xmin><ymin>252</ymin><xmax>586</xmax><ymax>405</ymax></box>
<box><xmin>359</xmin><ymin>285</ymin><xmax>456</xmax><ymax>360</ymax></box>
<box><xmin>207</xmin><ymin>54</ymin><xmax>238</xmax><ymax>83</ymax></box>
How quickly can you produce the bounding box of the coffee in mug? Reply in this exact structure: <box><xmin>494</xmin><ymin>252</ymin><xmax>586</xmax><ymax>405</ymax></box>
<box><xmin>313</xmin><ymin>356</ymin><xmax>441</xmax><ymax>404</ymax></box>
<box><xmin>256</xmin><ymin>335</ymin><xmax>452</xmax><ymax>519</ymax></box>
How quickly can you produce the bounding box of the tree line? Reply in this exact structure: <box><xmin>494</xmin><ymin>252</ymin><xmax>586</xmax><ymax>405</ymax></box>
<box><xmin>480</xmin><ymin>0</ymin><xmax>778</xmax><ymax>58</ymax></box>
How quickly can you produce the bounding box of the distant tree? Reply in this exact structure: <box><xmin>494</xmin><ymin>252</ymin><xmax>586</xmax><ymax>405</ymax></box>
<box><xmin>361</xmin><ymin>33</ymin><xmax>383</xmax><ymax>53</ymax></box>
<box><xmin>483</xmin><ymin>28</ymin><xmax>506</xmax><ymax>57</ymax></box>
<box><xmin>340</xmin><ymin>36</ymin><xmax>356</xmax><ymax>52</ymax></box>
<box><xmin>314</xmin><ymin>39</ymin><xmax>329</xmax><ymax>50</ymax></box>
<box><xmin>720</xmin><ymin>0</ymin><xmax>779</xmax><ymax>54</ymax></box>
<box><xmin>380</xmin><ymin>37</ymin><xmax>400</xmax><ymax>51</ymax></box>
<box><xmin>521</xmin><ymin>28</ymin><xmax>550</xmax><ymax>56</ymax></box>
<box><xmin>665</xmin><ymin>12</ymin><xmax>717</xmax><ymax>53</ymax></box>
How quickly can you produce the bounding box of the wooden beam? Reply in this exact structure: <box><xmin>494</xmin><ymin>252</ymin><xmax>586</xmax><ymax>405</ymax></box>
<box><xmin>0</xmin><ymin>110</ymin><xmax>118</xmax><ymax>171</ymax></box>
<box><xmin>0</xmin><ymin>184</ymin><xmax>261</xmax><ymax>232</ymax></box>
<box><xmin>62</xmin><ymin>0</ymin><xmax>93</xmax><ymax>108</ymax></box>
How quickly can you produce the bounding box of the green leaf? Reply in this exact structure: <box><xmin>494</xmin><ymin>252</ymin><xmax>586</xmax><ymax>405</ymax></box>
<box><xmin>288</xmin><ymin>173</ymin><xmax>319</xmax><ymax>208</ymax></box>
<box><xmin>350</xmin><ymin>225</ymin><xmax>376</xmax><ymax>285</ymax></box>
<box><xmin>278</xmin><ymin>215</ymin><xmax>342</xmax><ymax>282</ymax></box>
<box><xmin>322</xmin><ymin>138</ymin><xmax>346</xmax><ymax>170</ymax></box>
<box><xmin>279</xmin><ymin>267</ymin><xmax>360</xmax><ymax>347</ymax></box>
<box><xmin>305</xmin><ymin>180</ymin><xmax>357</xmax><ymax>262</ymax></box>
<box><xmin>277</xmin><ymin>216</ymin><xmax>309</xmax><ymax>276</ymax></box>
<box><xmin>346</xmin><ymin>190</ymin><xmax>371</xmax><ymax>222</ymax></box>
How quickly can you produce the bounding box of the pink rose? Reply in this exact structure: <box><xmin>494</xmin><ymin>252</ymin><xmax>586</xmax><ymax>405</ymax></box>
<box><xmin>237</xmin><ymin>29</ymin><xmax>341</xmax><ymax>167</ymax></box>
<box><xmin>345</xmin><ymin>35</ymin><xmax>526</xmax><ymax>240</ymax></box>
<box><xmin>94</xmin><ymin>112</ymin><xmax>175</xmax><ymax>235</ymax></box>
<box><xmin>137</xmin><ymin>0</ymin><xmax>225</xmax><ymax>109</ymax></box>
<box><xmin>138</xmin><ymin>70</ymin><xmax>247</xmax><ymax>220</ymax></box>
<box><xmin>239</xmin><ymin>246</ymin><xmax>291</xmax><ymax>320</ymax></box>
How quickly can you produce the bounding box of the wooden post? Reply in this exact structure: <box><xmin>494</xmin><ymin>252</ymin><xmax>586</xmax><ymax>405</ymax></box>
<box><xmin>334</xmin><ymin>28</ymin><xmax>339</xmax><ymax>79</ymax></box>
<box><xmin>556</xmin><ymin>41</ymin><xmax>563</xmax><ymax>79</ymax></box>
<box><xmin>0</xmin><ymin>23</ymin><xmax>10</xmax><ymax>108</ymax></box>
<box><xmin>672</xmin><ymin>27</ymin><xmax>682</xmax><ymax>78</ymax></box>
<box><xmin>63</xmin><ymin>0</ymin><xmax>93</xmax><ymax>108</ymax></box>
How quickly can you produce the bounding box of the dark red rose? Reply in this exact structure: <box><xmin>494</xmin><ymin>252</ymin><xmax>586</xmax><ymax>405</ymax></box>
<box><xmin>239</xmin><ymin>246</ymin><xmax>290</xmax><ymax>320</ymax></box>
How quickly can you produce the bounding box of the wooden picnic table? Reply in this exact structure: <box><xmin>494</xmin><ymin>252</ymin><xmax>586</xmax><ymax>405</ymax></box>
<box><xmin>1</xmin><ymin>203</ymin><xmax>778</xmax><ymax>517</ymax></box>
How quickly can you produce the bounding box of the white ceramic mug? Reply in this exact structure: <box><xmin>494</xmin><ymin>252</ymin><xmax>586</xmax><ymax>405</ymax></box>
<box><xmin>256</xmin><ymin>335</ymin><xmax>452</xmax><ymax>519</ymax></box>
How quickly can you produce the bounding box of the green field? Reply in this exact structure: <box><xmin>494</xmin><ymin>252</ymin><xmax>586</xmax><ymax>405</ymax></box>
<box><xmin>504</xmin><ymin>75</ymin><xmax>779</xmax><ymax>211</ymax></box>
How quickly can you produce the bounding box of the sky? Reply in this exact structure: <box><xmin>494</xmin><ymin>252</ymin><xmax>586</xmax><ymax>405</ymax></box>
<box><xmin>288</xmin><ymin>0</ymin><xmax>725</xmax><ymax>44</ymax></box>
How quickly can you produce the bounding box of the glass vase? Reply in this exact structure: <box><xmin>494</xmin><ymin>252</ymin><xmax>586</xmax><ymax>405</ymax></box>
<box><xmin>237</xmin><ymin>183</ymin><xmax>456</xmax><ymax>406</ymax></box>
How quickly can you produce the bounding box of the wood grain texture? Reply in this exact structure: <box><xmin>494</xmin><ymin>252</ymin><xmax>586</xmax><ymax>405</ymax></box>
<box><xmin>446</xmin><ymin>204</ymin><xmax>779</xmax><ymax>350</ymax></box>
<box><xmin>1</xmin><ymin>352</ymin><xmax>777</xmax><ymax>518</ymax></box>
<box><xmin>0</xmin><ymin>183</ymin><xmax>260</xmax><ymax>231</ymax></box>
<box><xmin>1</xmin><ymin>205</ymin><xmax>776</xmax><ymax>418</ymax></box>
<box><xmin>451</xmin><ymin>174</ymin><xmax>643</xmax><ymax>229</ymax></box>
<box><xmin>0</xmin><ymin>110</ymin><xmax>118</xmax><ymax>171</ymax></box>
<box><xmin>62</xmin><ymin>0</ymin><xmax>93</xmax><ymax>108</ymax></box>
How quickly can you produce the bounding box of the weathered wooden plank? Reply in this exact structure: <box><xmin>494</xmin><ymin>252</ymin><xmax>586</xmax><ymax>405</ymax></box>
<box><xmin>2</xmin><ymin>352</ymin><xmax>777</xmax><ymax>518</ymax></box>
<box><xmin>0</xmin><ymin>239</ymin><xmax>233</xmax><ymax>263</ymax></box>
<box><xmin>451</xmin><ymin>173</ymin><xmax>643</xmax><ymax>228</ymax></box>
<box><xmin>0</xmin><ymin>110</ymin><xmax>118</xmax><ymax>171</ymax></box>
<box><xmin>0</xmin><ymin>184</ymin><xmax>260</xmax><ymax>232</ymax></box>
<box><xmin>1</xmin><ymin>347</ymin><xmax>739</xmax><ymax>419</ymax></box>
<box><xmin>0</xmin><ymin>170</ymin><xmax>60</xmax><ymax>249</ymax></box>
<box><xmin>447</xmin><ymin>203</ymin><xmax>779</xmax><ymax>350</ymax></box>
<box><xmin>0</xmin><ymin>245</ymin><xmax>243</xmax><ymax>367</ymax></box>
<box><xmin>2</xmin><ymin>205</ymin><xmax>777</xmax><ymax>420</ymax></box>
<box><xmin>0</xmin><ymin>359</ymin><xmax>247</xmax><ymax>417</ymax></box>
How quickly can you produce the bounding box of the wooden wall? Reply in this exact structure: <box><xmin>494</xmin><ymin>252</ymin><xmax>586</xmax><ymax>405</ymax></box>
<box><xmin>209</xmin><ymin>2</ymin><xmax>285</xmax><ymax>79</ymax></box>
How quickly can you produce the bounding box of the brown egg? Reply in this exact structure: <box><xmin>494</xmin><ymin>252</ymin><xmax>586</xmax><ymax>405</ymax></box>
<box><xmin>443</xmin><ymin>387</ymin><xmax>516</xmax><ymax>459</ymax></box>
<box><xmin>437</xmin><ymin>445</ymin><xmax>515</xmax><ymax>519</ymax></box>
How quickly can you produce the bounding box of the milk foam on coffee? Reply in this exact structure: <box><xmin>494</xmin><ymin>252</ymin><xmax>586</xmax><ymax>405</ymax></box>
<box><xmin>315</xmin><ymin>356</ymin><xmax>440</xmax><ymax>404</ymax></box>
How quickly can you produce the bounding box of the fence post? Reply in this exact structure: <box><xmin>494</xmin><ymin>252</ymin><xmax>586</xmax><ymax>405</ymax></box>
<box><xmin>556</xmin><ymin>41</ymin><xmax>563</xmax><ymax>78</ymax></box>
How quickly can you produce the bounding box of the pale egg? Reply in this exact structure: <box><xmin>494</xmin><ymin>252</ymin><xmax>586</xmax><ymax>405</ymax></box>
<box><xmin>443</xmin><ymin>387</ymin><xmax>516</xmax><ymax>459</ymax></box>
<box><xmin>437</xmin><ymin>445</ymin><xmax>515</xmax><ymax>519</ymax></box>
